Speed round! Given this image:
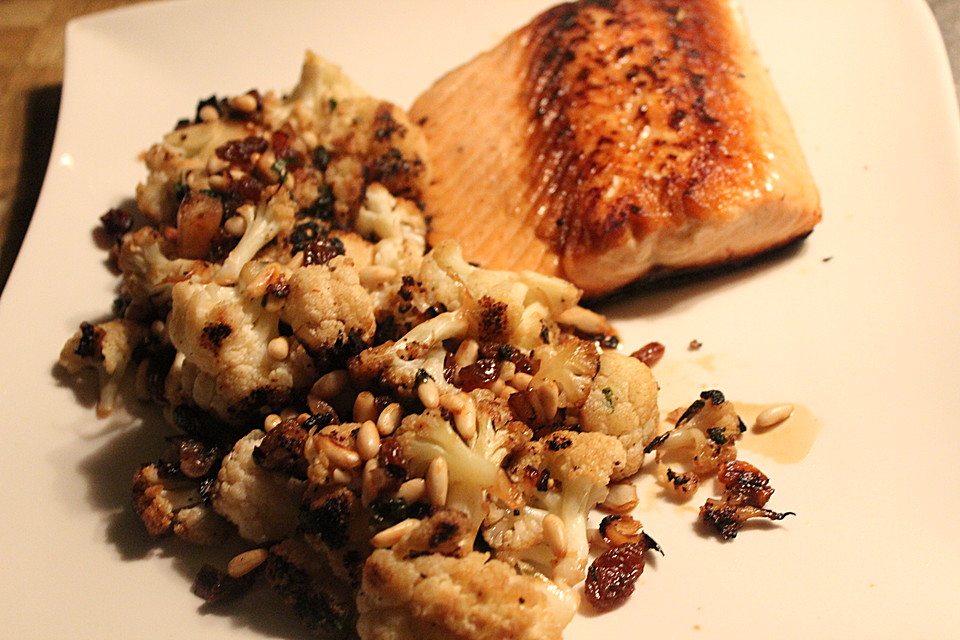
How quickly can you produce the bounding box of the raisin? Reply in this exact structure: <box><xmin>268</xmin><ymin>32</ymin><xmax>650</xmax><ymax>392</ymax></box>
<box><xmin>584</xmin><ymin>542</ymin><xmax>647</xmax><ymax>611</ymax></box>
<box><xmin>629</xmin><ymin>341</ymin><xmax>665</xmax><ymax>367</ymax></box>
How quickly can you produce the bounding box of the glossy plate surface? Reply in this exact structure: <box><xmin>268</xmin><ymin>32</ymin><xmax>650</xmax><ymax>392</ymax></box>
<box><xmin>1</xmin><ymin>0</ymin><xmax>958</xmax><ymax>637</ymax></box>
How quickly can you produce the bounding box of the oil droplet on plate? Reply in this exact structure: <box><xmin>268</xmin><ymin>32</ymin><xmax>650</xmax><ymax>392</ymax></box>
<box><xmin>733</xmin><ymin>401</ymin><xmax>822</xmax><ymax>464</ymax></box>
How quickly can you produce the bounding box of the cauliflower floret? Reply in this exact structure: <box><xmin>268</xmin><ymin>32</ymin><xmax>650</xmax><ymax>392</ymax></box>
<box><xmin>349</xmin><ymin>310</ymin><xmax>469</xmax><ymax>397</ymax></box>
<box><xmin>429</xmin><ymin>240</ymin><xmax>580</xmax><ymax>349</ymax></box>
<box><xmin>131</xmin><ymin>463</ymin><xmax>230</xmax><ymax>545</ymax></box>
<box><xmin>212</xmin><ymin>429</ymin><xmax>305</xmax><ymax>543</ymax></box>
<box><xmin>136</xmin><ymin>119</ymin><xmax>249</xmax><ymax>225</ymax></box>
<box><xmin>506</xmin><ymin>431</ymin><xmax>627</xmax><ymax>586</ymax></box>
<box><xmin>580</xmin><ymin>351</ymin><xmax>660</xmax><ymax>480</ymax></box>
<box><xmin>116</xmin><ymin>227</ymin><xmax>212</xmax><ymax>314</ymax></box>
<box><xmin>59</xmin><ymin>318</ymin><xmax>147</xmax><ymax>417</ymax></box>
<box><xmin>394</xmin><ymin>409</ymin><xmax>506</xmax><ymax>550</ymax></box>
<box><xmin>281</xmin><ymin>256</ymin><xmax>376</xmax><ymax>366</ymax></box>
<box><xmin>167</xmin><ymin>268</ymin><xmax>315</xmax><ymax>425</ymax></box>
<box><xmin>647</xmin><ymin>390</ymin><xmax>745</xmax><ymax>497</ymax></box>
<box><xmin>358</xmin><ymin>549</ymin><xmax>576</xmax><ymax>640</ymax></box>
<box><xmin>215</xmin><ymin>188</ymin><xmax>297</xmax><ymax>285</ymax></box>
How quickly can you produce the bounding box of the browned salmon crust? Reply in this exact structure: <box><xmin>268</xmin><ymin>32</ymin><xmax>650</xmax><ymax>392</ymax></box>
<box><xmin>411</xmin><ymin>0</ymin><xmax>821</xmax><ymax>298</ymax></box>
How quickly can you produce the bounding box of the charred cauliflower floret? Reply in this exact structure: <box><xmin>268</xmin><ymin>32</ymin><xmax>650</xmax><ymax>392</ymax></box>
<box><xmin>429</xmin><ymin>240</ymin><xmax>580</xmax><ymax>350</ymax></box>
<box><xmin>502</xmin><ymin>431</ymin><xmax>626</xmax><ymax>586</ymax></box>
<box><xmin>647</xmin><ymin>390</ymin><xmax>746</xmax><ymax>497</ymax></box>
<box><xmin>393</xmin><ymin>409</ymin><xmax>508</xmax><ymax>552</ymax></box>
<box><xmin>281</xmin><ymin>256</ymin><xmax>376</xmax><ymax>367</ymax></box>
<box><xmin>116</xmin><ymin>227</ymin><xmax>213</xmax><ymax>315</ymax></box>
<box><xmin>580</xmin><ymin>351</ymin><xmax>660</xmax><ymax>480</ymax></box>
<box><xmin>215</xmin><ymin>188</ymin><xmax>297</xmax><ymax>285</ymax></box>
<box><xmin>132</xmin><ymin>463</ymin><xmax>230</xmax><ymax>545</ymax></box>
<box><xmin>212</xmin><ymin>429</ymin><xmax>306</xmax><ymax>543</ymax></box>
<box><xmin>166</xmin><ymin>265</ymin><xmax>315</xmax><ymax>424</ymax></box>
<box><xmin>58</xmin><ymin>318</ymin><xmax>147</xmax><ymax>417</ymax></box>
<box><xmin>357</xmin><ymin>549</ymin><xmax>577</xmax><ymax>640</ymax></box>
<box><xmin>349</xmin><ymin>310</ymin><xmax>469</xmax><ymax>397</ymax></box>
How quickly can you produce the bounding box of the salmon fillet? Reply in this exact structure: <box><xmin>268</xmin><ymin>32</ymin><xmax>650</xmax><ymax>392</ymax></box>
<box><xmin>410</xmin><ymin>0</ymin><xmax>821</xmax><ymax>299</ymax></box>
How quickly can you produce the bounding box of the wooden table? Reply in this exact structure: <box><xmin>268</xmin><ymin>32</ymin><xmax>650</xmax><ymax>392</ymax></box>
<box><xmin>0</xmin><ymin>0</ymin><xmax>957</xmax><ymax>295</ymax></box>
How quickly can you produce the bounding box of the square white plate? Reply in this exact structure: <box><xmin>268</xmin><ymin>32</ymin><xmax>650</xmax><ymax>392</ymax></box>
<box><xmin>1</xmin><ymin>0</ymin><xmax>958</xmax><ymax>637</ymax></box>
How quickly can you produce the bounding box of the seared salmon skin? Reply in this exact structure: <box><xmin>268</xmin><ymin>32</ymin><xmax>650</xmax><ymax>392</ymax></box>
<box><xmin>410</xmin><ymin>0</ymin><xmax>821</xmax><ymax>298</ymax></box>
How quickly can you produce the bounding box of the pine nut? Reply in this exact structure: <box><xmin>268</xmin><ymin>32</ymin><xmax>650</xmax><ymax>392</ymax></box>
<box><xmin>229</xmin><ymin>93</ymin><xmax>258</xmax><ymax>113</ymax></box>
<box><xmin>454</xmin><ymin>396</ymin><xmax>477</xmax><ymax>441</ymax></box>
<box><xmin>439</xmin><ymin>393</ymin><xmax>466</xmax><ymax>412</ymax></box>
<box><xmin>227</xmin><ymin>548</ymin><xmax>268</xmax><ymax>578</ymax></box>
<box><xmin>207</xmin><ymin>174</ymin><xmax>229</xmax><ymax>191</ymax></box>
<box><xmin>198</xmin><ymin>104</ymin><xmax>219</xmax><ymax>122</ymax></box>
<box><xmin>755</xmin><ymin>403</ymin><xmax>794</xmax><ymax>428</ymax></box>
<box><xmin>353</xmin><ymin>391</ymin><xmax>378</xmax><ymax>423</ymax></box>
<box><xmin>207</xmin><ymin>154</ymin><xmax>229</xmax><ymax>174</ymax></box>
<box><xmin>454</xmin><ymin>339</ymin><xmax>479</xmax><ymax>368</ymax></box>
<box><xmin>223</xmin><ymin>215</ymin><xmax>247</xmax><ymax>237</ymax></box>
<box><xmin>358</xmin><ymin>265</ymin><xmax>398</xmax><ymax>288</ymax></box>
<box><xmin>396</xmin><ymin>478</ymin><xmax>426</xmax><ymax>503</ymax></box>
<box><xmin>315</xmin><ymin>434</ymin><xmax>361</xmax><ymax>469</ymax></box>
<box><xmin>418</xmin><ymin>378</ymin><xmax>440</xmax><ymax>409</ymax></box>
<box><xmin>426</xmin><ymin>457</ymin><xmax>449</xmax><ymax>507</ymax></box>
<box><xmin>357</xmin><ymin>420</ymin><xmax>381</xmax><ymax>461</ymax></box>
<box><xmin>311</xmin><ymin>370</ymin><xmax>348</xmax><ymax>400</ymax></box>
<box><xmin>376</xmin><ymin>402</ymin><xmax>402</xmax><ymax>436</ymax></box>
<box><xmin>263</xmin><ymin>414</ymin><xmax>282</xmax><ymax>432</ymax></box>
<box><xmin>511</xmin><ymin>372</ymin><xmax>533</xmax><ymax>391</ymax></box>
<box><xmin>370</xmin><ymin>518</ymin><xmax>420</xmax><ymax>548</ymax></box>
<box><xmin>542</xmin><ymin>514</ymin><xmax>567</xmax><ymax>558</ymax></box>
<box><xmin>331</xmin><ymin>468</ymin><xmax>354</xmax><ymax>485</ymax></box>
<box><xmin>601</xmin><ymin>483</ymin><xmax>639</xmax><ymax>514</ymax></box>
<box><xmin>267</xmin><ymin>336</ymin><xmax>289</xmax><ymax>360</ymax></box>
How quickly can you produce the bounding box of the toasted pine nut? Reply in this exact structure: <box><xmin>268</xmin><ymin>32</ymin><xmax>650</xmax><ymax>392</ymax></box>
<box><xmin>207</xmin><ymin>174</ymin><xmax>229</xmax><ymax>191</ymax></box>
<box><xmin>198</xmin><ymin>104</ymin><xmax>219</xmax><ymax>122</ymax></box>
<box><xmin>511</xmin><ymin>372</ymin><xmax>533</xmax><ymax>391</ymax></box>
<box><xmin>396</xmin><ymin>478</ymin><xmax>426</xmax><ymax>503</ymax></box>
<box><xmin>418</xmin><ymin>378</ymin><xmax>440</xmax><ymax>409</ymax></box>
<box><xmin>267</xmin><ymin>337</ymin><xmax>289</xmax><ymax>360</ymax></box>
<box><xmin>499</xmin><ymin>361</ymin><xmax>517</xmax><ymax>382</ymax></box>
<box><xmin>331</xmin><ymin>468</ymin><xmax>354</xmax><ymax>485</ymax></box>
<box><xmin>439</xmin><ymin>393</ymin><xmax>466</xmax><ymax>412</ymax></box>
<box><xmin>370</xmin><ymin>518</ymin><xmax>420</xmax><ymax>548</ymax></box>
<box><xmin>229</xmin><ymin>92</ymin><xmax>258</xmax><ymax>113</ymax></box>
<box><xmin>263</xmin><ymin>414</ymin><xmax>282</xmax><ymax>432</ymax></box>
<box><xmin>227</xmin><ymin>548</ymin><xmax>268</xmax><ymax>578</ymax></box>
<box><xmin>377</xmin><ymin>402</ymin><xmax>402</xmax><ymax>436</ymax></box>
<box><xmin>315</xmin><ymin>434</ymin><xmax>361</xmax><ymax>469</ymax></box>
<box><xmin>533</xmin><ymin>381</ymin><xmax>560</xmax><ymax>421</ymax></box>
<box><xmin>353</xmin><ymin>391</ymin><xmax>378</xmax><ymax>423</ymax></box>
<box><xmin>357</xmin><ymin>420</ymin><xmax>381</xmax><ymax>461</ymax></box>
<box><xmin>358</xmin><ymin>265</ymin><xmax>398</xmax><ymax>288</ymax></box>
<box><xmin>542</xmin><ymin>514</ymin><xmax>567</xmax><ymax>558</ymax></box>
<box><xmin>454</xmin><ymin>339</ymin><xmax>479</xmax><ymax>368</ymax></box>
<box><xmin>223</xmin><ymin>215</ymin><xmax>247</xmax><ymax>237</ymax></box>
<box><xmin>426</xmin><ymin>457</ymin><xmax>449</xmax><ymax>507</ymax></box>
<box><xmin>311</xmin><ymin>370</ymin><xmax>348</xmax><ymax>400</ymax></box>
<box><xmin>755</xmin><ymin>403</ymin><xmax>794</xmax><ymax>428</ymax></box>
<box><xmin>454</xmin><ymin>396</ymin><xmax>477</xmax><ymax>441</ymax></box>
<box><xmin>601</xmin><ymin>483</ymin><xmax>639</xmax><ymax>514</ymax></box>
<box><xmin>556</xmin><ymin>305</ymin><xmax>614</xmax><ymax>336</ymax></box>
<box><xmin>207</xmin><ymin>154</ymin><xmax>229</xmax><ymax>175</ymax></box>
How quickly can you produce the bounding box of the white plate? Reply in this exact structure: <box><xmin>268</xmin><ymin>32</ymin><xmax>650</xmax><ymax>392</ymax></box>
<box><xmin>2</xmin><ymin>0</ymin><xmax>958</xmax><ymax>637</ymax></box>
